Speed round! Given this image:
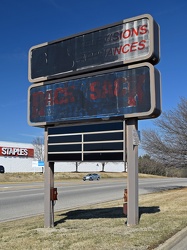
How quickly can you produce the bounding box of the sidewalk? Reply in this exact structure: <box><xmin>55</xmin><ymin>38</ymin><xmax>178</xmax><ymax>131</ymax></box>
<box><xmin>155</xmin><ymin>226</ymin><xmax>187</xmax><ymax>250</ymax></box>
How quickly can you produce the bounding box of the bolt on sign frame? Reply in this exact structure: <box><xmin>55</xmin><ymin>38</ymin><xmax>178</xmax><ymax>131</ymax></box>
<box><xmin>28</xmin><ymin>14</ymin><xmax>160</xmax><ymax>83</ymax></box>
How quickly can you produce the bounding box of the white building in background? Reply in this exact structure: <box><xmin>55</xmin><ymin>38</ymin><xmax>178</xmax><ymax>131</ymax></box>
<box><xmin>0</xmin><ymin>141</ymin><xmax>35</xmax><ymax>172</ymax></box>
<box><xmin>0</xmin><ymin>141</ymin><xmax>125</xmax><ymax>173</ymax></box>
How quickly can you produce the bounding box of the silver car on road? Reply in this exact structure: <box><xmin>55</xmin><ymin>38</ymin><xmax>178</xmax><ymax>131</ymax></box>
<box><xmin>83</xmin><ymin>173</ymin><xmax>101</xmax><ymax>181</ymax></box>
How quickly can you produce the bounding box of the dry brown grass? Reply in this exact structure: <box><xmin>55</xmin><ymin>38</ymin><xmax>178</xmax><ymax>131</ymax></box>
<box><xmin>0</xmin><ymin>172</ymin><xmax>161</xmax><ymax>183</ymax></box>
<box><xmin>0</xmin><ymin>188</ymin><xmax>187</xmax><ymax>250</ymax></box>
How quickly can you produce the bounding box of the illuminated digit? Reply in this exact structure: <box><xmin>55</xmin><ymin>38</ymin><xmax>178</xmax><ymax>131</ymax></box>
<box><xmin>90</xmin><ymin>81</ymin><xmax>101</xmax><ymax>100</ymax></box>
<box><xmin>45</xmin><ymin>89</ymin><xmax>53</xmax><ymax>106</ymax></box>
<box><xmin>114</xmin><ymin>77</ymin><xmax>129</xmax><ymax>97</ymax></box>
<box><xmin>101</xmin><ymin>80</ymin><xmax>113</xmax><ymax>98</ymax></box>
<box><xmin>32</xmin><ymin>91</ymin><xmax>45</xmax><ymax>118</ymax></box>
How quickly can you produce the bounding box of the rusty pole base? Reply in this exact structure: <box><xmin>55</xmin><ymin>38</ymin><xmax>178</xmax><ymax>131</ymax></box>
<box><xmin>123</xmin><ymin>202</ymin><xmax>127</xmax><ymax>216</ymax></box>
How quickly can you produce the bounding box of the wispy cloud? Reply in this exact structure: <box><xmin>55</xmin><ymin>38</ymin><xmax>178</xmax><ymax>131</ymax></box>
<box><xmin>19</xmin><ymin>133</ymin><xmax>38</xmax><ymax>138</ymax></box>
<box><xmin>19</xmin><ymin>132</ymin><xmax>44</xmax><ymax>138</ymax></box>
<box><xmin>0</xmin><ymin>99</ymin><xmax>27</xmax><ymax>108</ymax></box>
<box><xmin>42</xmin><ymin>0</ymin><xmax>67</xmax><ymax>11</ymax></box>
<box><xmin>0</xmin><ymin>50</ymin><xmax>27</xmax><ymax>62</ymax></box>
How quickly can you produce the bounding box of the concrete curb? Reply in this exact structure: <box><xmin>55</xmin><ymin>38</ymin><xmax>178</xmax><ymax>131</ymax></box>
<box><xmin>155</xmin><ymin>226</ymin><xmax>187</xmax><ymax>250</ymax></box>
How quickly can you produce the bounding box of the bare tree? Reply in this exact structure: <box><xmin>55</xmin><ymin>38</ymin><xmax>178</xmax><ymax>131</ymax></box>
<box><xmin>142</xmin><ymin>97</ymin><xmax>187</xmax><ymax>168</ymax></box>
<box><xmin>75</xmin><ymin>162</ymin><xmax>81</xmax><ymax>172</ymax></box>
<box><xmin>32</xmin><ymin>136</ymin><xmax>44</xmax><ymax>161</ymax></box>
<box><xmin>101</xmin><ymin>162</ymin><xmax>106</xmax><ymax>172</ymax></box>
<box><xmin>138</xmin><ymin>155</ymin><xmax>165</xmax><ymax>176</ymax></box>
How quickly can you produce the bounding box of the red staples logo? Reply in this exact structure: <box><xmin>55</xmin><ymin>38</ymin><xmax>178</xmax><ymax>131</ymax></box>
<box><xmin>0</xmin><ymin>147</ymin><xmax>34</xmax><ymax>157</ymax></box>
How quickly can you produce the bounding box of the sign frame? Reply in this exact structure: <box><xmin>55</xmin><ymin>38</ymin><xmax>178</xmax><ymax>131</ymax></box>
<box><xmin>27</xmin><ymin>62</ymin><xmax>161</xmax><ymax>127</ymax></box>
<box><xmin>28</xmin><ymin>14</ymin><xmax>160</xmax><ymax>83</ymax></box>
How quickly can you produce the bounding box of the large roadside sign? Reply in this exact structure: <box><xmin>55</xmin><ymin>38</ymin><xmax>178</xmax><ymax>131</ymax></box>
<box><xmin>28</xmin><ymin>13</ymin><xmax>161</xmax><ymax>227</ymax></box>
<box><xmin>28</xmin><ymin>14</ymin><xmax>160</xmax><ymax>83</ymax></box>
<box><xmin>28</xmin><ymin>63</ymin><xmax>161</xmax><ymax>127</ymax></box>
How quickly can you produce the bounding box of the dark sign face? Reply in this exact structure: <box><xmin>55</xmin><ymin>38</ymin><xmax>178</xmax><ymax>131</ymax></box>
<box><xmin>48</xmin><ymin>121</ymin><xmax>125</xmax><ymax>162</ymax></box>
<box><xmin>28</xmin><ymin>63</ymin><xmax>161</xmax><ymax>127</ymax></box>
<box><xmin>28</xmin><ymin>14</ymin><xmax>160</xmax><ymax>83</ymax></box>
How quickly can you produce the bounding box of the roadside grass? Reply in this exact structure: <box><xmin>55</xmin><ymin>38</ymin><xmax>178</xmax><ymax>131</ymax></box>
<box><xmin>0</xmin><ymin>172</ymin><xmax>161</xmax><ymax>183</ymax></box>
<box><xmin>0</xmin><ymin>188</ymin><xmax>187</xmax><ymax>250</ymax></box>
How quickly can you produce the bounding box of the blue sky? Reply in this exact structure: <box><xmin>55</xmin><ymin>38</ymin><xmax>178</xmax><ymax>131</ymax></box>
<box><xmin>0</xmin><ymin>0</ymin><xmax>187</xmax><ymax>146</ymax></box>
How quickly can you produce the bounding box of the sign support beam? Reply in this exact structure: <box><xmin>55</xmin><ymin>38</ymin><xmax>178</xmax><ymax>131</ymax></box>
<box><xmin>126</xmin><ymin>118</ymin><xmax>139</xmax><ymax>226</ymax></box>
<box><xmin>44</xmin><ymin>126</ymin><xmax>54</xmax><ymax>228</ymax></box>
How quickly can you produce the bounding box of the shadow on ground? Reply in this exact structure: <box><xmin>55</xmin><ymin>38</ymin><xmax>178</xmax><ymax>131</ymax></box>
<box><xmin>55</xmin><ymin>205</ymin><xmax>160</xmax><ymax>226</ymax></box>
<box><xmin>139</xmin><ymin>206</ymin><xmax>160</xmax><ymax>219</ymax></box>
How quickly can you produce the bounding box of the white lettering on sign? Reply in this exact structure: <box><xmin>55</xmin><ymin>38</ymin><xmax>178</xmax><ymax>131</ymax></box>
<box><xmin>2</xmin><ymin>147</ymin><xmax>28</xmax><ymax>156</ymax></box>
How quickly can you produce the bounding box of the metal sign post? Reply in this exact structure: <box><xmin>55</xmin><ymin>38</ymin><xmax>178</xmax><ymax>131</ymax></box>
<box><xmin>126</xmin><ymin>118</ymin><xmax>139</xmax><ymax>226</ymax></box>
<box><xmin>44</xmin><ymin>127</ymin><xmax>55</xmax><ymax>228</ymax></box>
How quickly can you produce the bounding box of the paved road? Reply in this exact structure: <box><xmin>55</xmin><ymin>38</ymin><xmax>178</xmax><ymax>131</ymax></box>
<box><xmin>1</xmin><ymin>177</ymin><xmax>187</xmax><ymax>222</ymax></box>
<box><xmin>1</xmin><ymin>177</ymin><xmax>187</xmax><ymax>249</ymax></box>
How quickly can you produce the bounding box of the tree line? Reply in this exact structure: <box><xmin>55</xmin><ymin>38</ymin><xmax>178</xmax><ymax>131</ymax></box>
<box><xmin>140</xmin><ymin>97</ymin><xmax>187</xmax><ymax>177</ymax></box>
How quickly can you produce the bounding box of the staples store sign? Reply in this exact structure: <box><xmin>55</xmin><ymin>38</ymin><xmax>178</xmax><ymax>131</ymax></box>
<box><xmin>0</xmin><ymin>147</ymin><xmax>34</xmax><ymax>157</ymax></box>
